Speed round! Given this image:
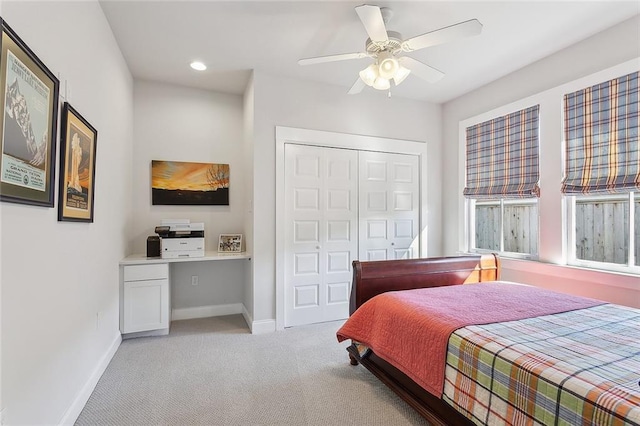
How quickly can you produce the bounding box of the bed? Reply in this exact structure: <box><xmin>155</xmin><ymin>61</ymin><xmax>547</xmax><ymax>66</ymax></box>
<box><xmin>337</xmin><ymin>255</ymin><xmax>640</xmax><ymax>426</ymax></box>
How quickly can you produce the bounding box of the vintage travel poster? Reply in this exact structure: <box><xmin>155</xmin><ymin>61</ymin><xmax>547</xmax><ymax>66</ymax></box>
<box><xmin>1</xmin><ymin>49</ymin><xmax>50</xmax><ymax>192</ymax></box>
<box><xmin>0</xmin><ymin>20</ymin><xmax>58</xmax><ymax>207</ymax></box>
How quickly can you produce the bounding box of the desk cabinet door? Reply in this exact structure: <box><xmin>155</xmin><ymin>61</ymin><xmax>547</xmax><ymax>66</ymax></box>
<box><xmin>123</xmin><ymin>278</ymin><xmax>169</xmax><ymax>333</ymax></box>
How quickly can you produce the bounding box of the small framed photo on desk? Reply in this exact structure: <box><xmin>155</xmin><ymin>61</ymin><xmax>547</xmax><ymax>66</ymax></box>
<box><xmin>218</xmin><ymin>234</ymin><xmax>242</xmax><ymax>253</ymax></box>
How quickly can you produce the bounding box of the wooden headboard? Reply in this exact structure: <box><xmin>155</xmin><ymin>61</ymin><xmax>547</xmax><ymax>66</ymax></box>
<box><xmin>350</xmin><ymin>254</ymin><xmax>500</xmax><ymax>314</ymax></box>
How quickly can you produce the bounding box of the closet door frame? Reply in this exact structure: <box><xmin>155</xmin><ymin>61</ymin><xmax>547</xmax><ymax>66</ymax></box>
<box><xmin>275</xmin><ymin>126</ymin><xmax>429</xmax><ymax>330</ymax></box>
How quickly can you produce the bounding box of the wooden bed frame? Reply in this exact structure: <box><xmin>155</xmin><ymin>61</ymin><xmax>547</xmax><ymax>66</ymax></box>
<box><xmin>346</xmin><ymin>254</ymin><xmax>500</xmax><ymax>426</ymax></box>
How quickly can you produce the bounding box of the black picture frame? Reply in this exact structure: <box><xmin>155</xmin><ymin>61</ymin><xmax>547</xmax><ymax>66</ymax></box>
<box><xmin>58</xmin><ymin>102</ymin><xmax>97</xmax><ymax>222</ymax></box>
<box><xmin>0</xmin><ymin>18</ymin><xmax>59</xmax><ymax>207</ymax></box>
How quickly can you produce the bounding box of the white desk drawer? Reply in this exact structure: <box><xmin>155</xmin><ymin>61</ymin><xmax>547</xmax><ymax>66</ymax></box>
<box><xmin>123</xmin><ymin>263</ymin><xmax>168</xmax><ymax>282</ymax></box>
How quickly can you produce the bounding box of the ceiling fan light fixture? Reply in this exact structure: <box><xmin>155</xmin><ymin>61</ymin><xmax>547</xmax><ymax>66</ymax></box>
<box><xmin>359</xmin><ymin>63</ymin><xmax>378</xmax><ymax>86</ymax></box>
<box><xmin>393</xmin><ymin>65</ymin><xmax>411</xmax><ymax>86</ymax></box>
<box><xmin>299</xmin><ymin>5</ymin><xmax>483</xmax><ymax>96</ymax></box>
<box><xmin>377</xmin><ymin>51</ymin><xmax>398</xmax><ymax>80</ymax></box>
<box><xmin>372</xmin><ymin>76</ymin><xmax>390</xmax><ymax>90</ymax></box>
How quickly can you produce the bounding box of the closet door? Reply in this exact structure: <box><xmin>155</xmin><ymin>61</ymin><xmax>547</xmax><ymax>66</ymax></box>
<box><xmin>284</xmin><ymin>144</ymin><xmax>358</xmax><ymax>327</ymax></box>
<box><xmin>359</xmin><ymin>151</ymin><xmax>420</xmax><ymax>261</ymax></box>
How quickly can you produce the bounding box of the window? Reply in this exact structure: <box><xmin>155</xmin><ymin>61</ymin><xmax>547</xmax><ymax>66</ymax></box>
<box><xmin>473</xmin><ymin>199</ymin><xmax>539</xmax><ymax>255</ymax></box>
<box><xmin>464</xmin><ymin>105</ymin><xmax>540</xmax><ymax>257</ymax></box>
<box><xmin>569</xmin><ymin>193</ymin><xmax>638</xmax><ymax>266</ymax></box>
<box><xmin>563</xmin><ymin>71</ymin><xmax>639</xmax><ymax>272</ymax></box>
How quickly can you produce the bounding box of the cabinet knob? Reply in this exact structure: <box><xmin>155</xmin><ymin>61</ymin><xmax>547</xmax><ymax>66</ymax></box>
<box><xmin>391</xmin><ymin>242</ymin><xmax>395</xmax><ymax>246</ymax></box>
<box><xmin>316</xmin><ymin>246</ymin><xmax>321</xmax><ymax>250</ymax></box>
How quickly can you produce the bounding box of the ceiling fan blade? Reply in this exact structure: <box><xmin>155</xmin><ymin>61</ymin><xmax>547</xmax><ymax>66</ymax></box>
<box><xmin>398</xmin><ymin>57</ymin><xmax>444</xmax><ymax>83</ymax></box>
<box><xmin>348</xmin><ymin>78</ymin><xmax>366</xmax><ymax>95</ymax></box>
<box><xmin>402</xmin><ymin>19</ymin><xmax>482</xmax><ymax>52</ymax></box>
<box><xmin>355</xmin><ymin>4</ymin><xmax>389</xmax><ymax>43</ymax></box>
<box><xmin>298</xmin><ymin>52</ymin><xmax>368</xmax><ymax>66</ymax></box>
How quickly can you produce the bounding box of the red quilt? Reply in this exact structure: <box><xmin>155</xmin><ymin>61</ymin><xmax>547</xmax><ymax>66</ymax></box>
<box><xmin>336</xmin><ymin>282</ymin><xmax>603</xmax><ymax>397</ymax></box>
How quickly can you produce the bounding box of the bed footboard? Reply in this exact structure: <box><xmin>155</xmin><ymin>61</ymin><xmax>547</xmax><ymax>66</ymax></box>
<box><xmin>345</xmin><ymin>254</ymin><xmax>499</xmax><ymax>426</ymax></box>
<box><xmin>350</xmin><ymin>254</ymin><xmax>499</xmax><ymax>314</ymax></box>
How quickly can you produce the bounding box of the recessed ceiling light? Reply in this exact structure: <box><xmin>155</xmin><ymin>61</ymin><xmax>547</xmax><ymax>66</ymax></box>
<box><xmin>190</xmin><ymin>61</ymin><xmax>207</xmax><ymax>71</ymax></box>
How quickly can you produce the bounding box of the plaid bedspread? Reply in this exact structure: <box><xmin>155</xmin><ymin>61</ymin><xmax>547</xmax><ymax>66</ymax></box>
<box><xmin>443</xmin><ymin>304</ymin><xmax>640</xmax><ymax>426</ymax></box>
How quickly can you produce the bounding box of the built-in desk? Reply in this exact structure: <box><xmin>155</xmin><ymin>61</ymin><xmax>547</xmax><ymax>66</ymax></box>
<box><xmin>119</xmin><ymin>251</ymin><xmax>251</xmax><ymax>338</ymax></box>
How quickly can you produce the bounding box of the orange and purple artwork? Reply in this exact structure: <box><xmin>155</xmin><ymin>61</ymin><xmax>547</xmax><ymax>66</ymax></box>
<box><xmin>151</xmin><ymin>160</ymin><xmax>229</xmax><ymax>205</ymax></box>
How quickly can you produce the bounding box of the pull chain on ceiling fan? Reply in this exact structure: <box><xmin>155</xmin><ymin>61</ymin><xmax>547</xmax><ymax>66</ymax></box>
<box><xmin>298</xmin><ymin>4</ymin><xmax>482</xmax><ymax>94</ymax></box>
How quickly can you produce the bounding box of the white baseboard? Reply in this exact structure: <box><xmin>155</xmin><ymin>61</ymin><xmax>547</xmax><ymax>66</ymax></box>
<box><xmin>121</xmin><ymin>327</ymin><xmax>169</xmax><ymax>340</ymax></box>
<box><xmin>241</xmin><ymin>304</ymin><xmax>253</xmax><ymax>330</ymax></box>
<box><xmin>171</xmin><ymin>303</ymin><xmax>243</xmax><ymax>321</ymax></box>
<box><xmin>241</xmin><ymin>304</ymin><xmax>275</xmax><ymax>333</ymax></box>
<box><xmin>251</xmin><ymin>319</ymin><xmax>276</xmax><ymax>334</ymax></box>
<box><xmin>58</xmin><ymin>332</ymin><xmax>121</xmax><ymax>425</ymax></box>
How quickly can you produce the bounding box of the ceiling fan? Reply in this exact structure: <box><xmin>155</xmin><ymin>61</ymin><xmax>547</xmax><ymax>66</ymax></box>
<box><xmin>298</xmin><ymin>4</ymin><xmax>482</xmax><ymax>94</ymax></box>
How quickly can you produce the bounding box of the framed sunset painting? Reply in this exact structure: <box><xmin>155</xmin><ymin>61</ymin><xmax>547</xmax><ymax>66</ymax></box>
<box><xmin>151</xmin><ymin>160</ymin><xmax>229</xmax><ymax>205</ymax></box>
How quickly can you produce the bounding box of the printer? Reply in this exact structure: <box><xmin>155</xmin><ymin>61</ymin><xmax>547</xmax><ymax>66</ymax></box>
<box><xmin>155</xmin><ymin>219</ymin><xmax>205</xmax><ymax>259</ymax></box>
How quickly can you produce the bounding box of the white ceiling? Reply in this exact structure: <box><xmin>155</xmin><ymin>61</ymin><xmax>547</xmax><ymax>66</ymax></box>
<box><xmin>100</xmin><ymin>1</ymin><xmax>639</xmax><ymax>103</ymax></box>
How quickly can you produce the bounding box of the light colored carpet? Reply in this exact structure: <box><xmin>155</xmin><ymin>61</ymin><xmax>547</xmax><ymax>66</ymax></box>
<box><xmin>75</xmin><ymin>315</ymin><xmax>429</xmax><ymax>425</ymax></box>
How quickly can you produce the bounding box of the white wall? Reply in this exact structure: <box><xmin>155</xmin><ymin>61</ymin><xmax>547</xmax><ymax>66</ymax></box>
<box><xmin>132</xmin><ymin>80</ymin><xmax>247</xmax><ymax>314</ymax></box>
<box><xmin>251</xmin><ymin>72</ymin><xmax>442</xmax><ymax>324</ymax></box>
<box><xmin>442</xmin><ymin>16</ymin><xmax>640</xmax><ymax>307</ymax></box>
<box><xmin>500</xmin><ymin>259</ymin><xmax>640</xmax><ymax>308</ymax></box>
<box><xmin>0</xmin><ymin>1</ymin><xmax>133</xmax><ymax>424</ymax></box>
<box><xmin>131</xmin><ymin>80</ymin><xmax>244</xmax><ymax>253</ymax></box>
<box><xmin>242</xmin><ymin>73</ymin><xmax>255</xmax><ymax>320</ymax></box>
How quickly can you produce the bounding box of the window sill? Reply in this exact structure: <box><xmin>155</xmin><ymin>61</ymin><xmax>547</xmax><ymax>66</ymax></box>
<box><xmin>468</xmin><ymin>248</ymin><xmax>536</xmax><ymax>261</ymax></box>
<box><xmin>567</xmin><ymin>259</ymin><xmax>640</xmax><ymax>276</ymax></box>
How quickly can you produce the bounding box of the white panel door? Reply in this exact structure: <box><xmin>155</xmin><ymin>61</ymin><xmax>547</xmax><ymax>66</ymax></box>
<box><xmin>359</xmin><ymin>151</ymin><xmax>419</xmax><ymax>261</ymax></box>
<box><xmin>285</xmin><ymin>144</ymin><xmax>358</xmax><ymax>327</ymax></box>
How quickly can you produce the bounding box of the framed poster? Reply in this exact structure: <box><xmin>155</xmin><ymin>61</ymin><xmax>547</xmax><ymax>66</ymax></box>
<box><xmin>58</xmin><ymin>102</ymin><xmax>97</xmax><ymax>222</ymax></box>
<box><xmin>0</xmin><ymin>19</ymin><xmax>59</xmax><ymax>207</ymax></box>
<box><xmin>218</xmin><ymin>234</ymin><xmax>242</xmax><ymax>253</ymax></box>
<box><xmin>151</xmin><ymin>160</ymin><xmax>229</xmax><ymax>205</ymax></box>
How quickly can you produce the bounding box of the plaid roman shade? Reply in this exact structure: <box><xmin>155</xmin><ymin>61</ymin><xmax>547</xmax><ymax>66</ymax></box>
<box><xmin>562</xmin><ymin>71</ymin><xmax>639</xmax><ymax>194</ymax></box>
<box><xmin>464</xmin><ymin>105</ymin><xmax>540</xmax><ymax>199</ymax></box>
